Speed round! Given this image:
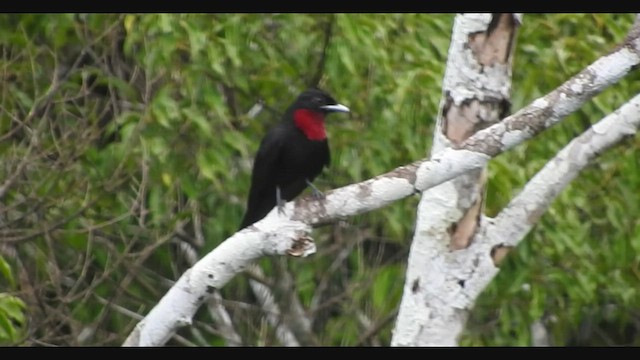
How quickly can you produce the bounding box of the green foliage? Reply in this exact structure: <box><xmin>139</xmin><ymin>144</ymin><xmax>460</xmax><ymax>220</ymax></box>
<box><xmin>0</xmin><ymin>294</ymin><xmax>26</xmax><ymax>345</ymax></box>
<box><xmin>0</xmin><ymin>256</ymin><xmax>27</xmax><ymax>345</ymax></box>
<box><xmin>0</xmin><ymin>13</ymin><xmax>639</xmax><ymax>346</ymax></box>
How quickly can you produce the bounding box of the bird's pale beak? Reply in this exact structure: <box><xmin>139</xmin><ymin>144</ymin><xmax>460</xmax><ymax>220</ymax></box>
<box><xmin>321</xmin><ymin>104</ymin><xmax>350</xmax><ymax>113</ymax></box>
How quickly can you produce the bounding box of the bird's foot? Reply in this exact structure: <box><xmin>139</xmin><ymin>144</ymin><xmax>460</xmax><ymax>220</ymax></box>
<box><xmin>306</xmin><ymin>179</ymin><xmax>325</xmax><ymax>199</ymax></box>
<box><xmin>277</xmin><ymin>199</ymin><xmax>286</xmax><ymax>216</ymax></box>
<box><xmin>276</xmin><ymin>186</ymin><xmax>286</xmax><ymax>215</ymax></box>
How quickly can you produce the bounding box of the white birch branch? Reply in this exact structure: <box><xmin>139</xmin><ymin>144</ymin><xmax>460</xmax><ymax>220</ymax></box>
<box><xmin>390</xmin><ymin>93</ymin><xmax>640</xmax><ymax>346</ymax></box>
<box><xmin>175</xmin><ymin>236</ymin><xmax>243</xmax><ymax>346</ymax></box>
<box><xmin>531</xmin><ymin>320</ymin><xmax>551</xmax><ymax>347</ymax></box>
<box><xmin>123</xmin><ymin>216</ymin><xmax>314</xmax><ymax>346</ymax></box>
<box><xmin>392</xmin><ymin>12</ymin><xmax>519</xmax><ymax>347</ymax></box>
<box><xmin>460</xmin><ymin>91</ymin><xmax>640</xmax><ymax>344</ymax></box>
<box><xmin>489</xmin><ymin>92</ymin><xmax>640</xmax><ymax>248</ymax></box>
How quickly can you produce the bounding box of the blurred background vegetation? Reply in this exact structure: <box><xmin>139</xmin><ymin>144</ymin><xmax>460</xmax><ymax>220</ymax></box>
<box><xmin>0</xmin><ymin>13</ymin><xmax>638</xmax><ymax>346</ymax></box>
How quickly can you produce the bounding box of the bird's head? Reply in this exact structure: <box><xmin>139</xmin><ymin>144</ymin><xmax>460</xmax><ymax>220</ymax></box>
<box><xmin>290</xmin><ymin>88</ymin><xmax>350</xmax><ymax>141</ymax></box>
<box><xmin>293</xmin><ymin>88</ymin><xmax>350</xmax><ymax>115</ymax></box>
<box><xmin>294</xmin><ymin>88</ymin><xmax>349</xmax><ymax>114</ymax></box>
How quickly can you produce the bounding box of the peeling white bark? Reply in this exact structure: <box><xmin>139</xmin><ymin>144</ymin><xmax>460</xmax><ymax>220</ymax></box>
<box><xmin>391</xmin><ymin>93</ymin><xmax>640</xmax><ymax>346</ymax></box>
<box><xmin>392</xmin><ymin>13</ymin><xmax>517</xmax><ymax>346</ymax></box>
<box><xmin>441</xmin><ymin>13</ymin><xmax>514</xmax><ymax>110</ymax></box>
<box><xmin>434</xmin><ymin>93</ymin><xmax>640</xmax><ymax>346</ymax></box>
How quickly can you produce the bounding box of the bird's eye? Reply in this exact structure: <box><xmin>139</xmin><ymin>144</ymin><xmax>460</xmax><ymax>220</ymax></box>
<box><xmin>313</xmin><ymin>96</ymin><xmax>323</xmax><ymax>104</ymax></box>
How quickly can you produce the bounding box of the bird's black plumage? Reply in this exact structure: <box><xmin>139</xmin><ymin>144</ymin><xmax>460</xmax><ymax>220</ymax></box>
<box><xmin>239</xmin><ymin>88</ymin><xmax>350</xmax><ymax>230</ymax></box>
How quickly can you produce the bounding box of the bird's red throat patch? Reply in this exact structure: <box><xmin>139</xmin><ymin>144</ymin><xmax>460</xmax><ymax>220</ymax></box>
<box><xmin>294</xmin><ymin>109</ymin><xmax>327</xmax><ymax>141</ymax></box>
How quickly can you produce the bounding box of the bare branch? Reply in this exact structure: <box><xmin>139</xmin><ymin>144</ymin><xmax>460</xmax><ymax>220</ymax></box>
<box><xmin>206</xmin><ymin>291</ymin><xmax>243</xmax><ymax>347</ymax></box>
<box><xmin>308</xmin><ymin>14</ymin><xmax>335</xmax><ymax>88</ymax></box>
<box><xmin>355</xmin><ymin>310</ymin><xmax>398</xmax><ymax>346</ymax></box>
<box><xmin>490</xmin><ymin>92</ymin><xmax>640</xmax><ymax>247</ymax></box>
<box><xmin>248</xmin><ymin>267</ymin><xmax>300</xmax><ymax>347</ymax></box>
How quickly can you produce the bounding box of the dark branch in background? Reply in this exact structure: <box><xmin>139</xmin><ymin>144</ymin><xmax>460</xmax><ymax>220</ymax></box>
<box><xmin>355</xmin><ymin>310</ymin><xmax>398</xmax><ymax>346</ymax></box>
<box><xmin>2</xmin><ymin>16</ymin><xmax>172</xmax><ymax>345</ymax></box>
<box><xmin>271</xmin><ymin>258</ymin><xmax>317</xmax><ymax>345</ymax></box>
<box><xmin>308</xmin><ymin>14</ymin><xmax>335</xmax><ymax>88</ymax></box>
<box><xmin>221</xmin><ymin>83</ymin><xmax>241</xmax><ymax>128</ymax></box>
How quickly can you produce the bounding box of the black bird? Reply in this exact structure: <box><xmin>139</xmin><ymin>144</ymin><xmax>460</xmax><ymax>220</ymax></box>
<box><xmin>239</xmin><ymin>88</ymin><xmax>350</xmax><ymax>230</ymax></box>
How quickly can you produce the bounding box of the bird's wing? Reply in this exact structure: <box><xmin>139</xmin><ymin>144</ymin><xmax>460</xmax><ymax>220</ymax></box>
<box><xmin>251</xmin><ymin>127</ymin><xmax>285</xmax><ymax>186</ymax></box>
<box><xmin>324</xmin><ymin>140</ymin><xmax>330</xmax><ymax>168</ymax></box>
<box><xmin>241</xmin><ymin>127</ymin><xmax>285</xmax><ymax>227</ymax></box>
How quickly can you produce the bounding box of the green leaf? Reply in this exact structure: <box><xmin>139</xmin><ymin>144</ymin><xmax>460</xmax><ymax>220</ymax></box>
<box><xmin>0</xmin><ymin>294</ymin><xmax>26</xmax><ymax>344</ymax></box>
<box><xmin>0</xmin><ymin>257</ymin><xmax>14</xmax><ymax>288</ymax></box>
